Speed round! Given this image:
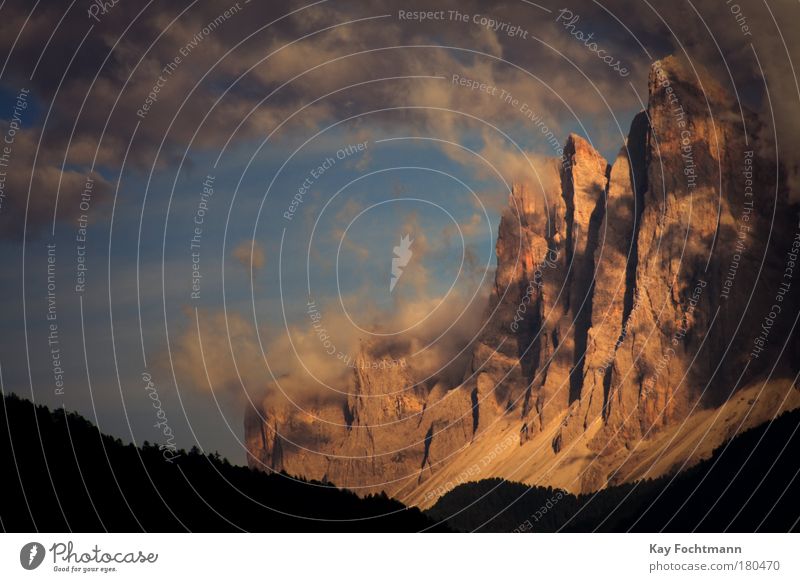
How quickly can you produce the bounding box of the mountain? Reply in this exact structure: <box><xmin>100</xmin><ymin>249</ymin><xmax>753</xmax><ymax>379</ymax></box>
<box><xmin>0</xmin><ymin>393</ymin><xmax>445</xmax><ymax>532</ymax></box>
<box><xmin>245</xmin><ymin>55</ymin><xmax>800</xmax><ymax>508</ymax></box>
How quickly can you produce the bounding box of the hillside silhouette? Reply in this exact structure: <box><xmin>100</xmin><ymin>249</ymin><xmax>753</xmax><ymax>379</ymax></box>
<box><xmin>0</xmin><ymin>392</ymin><xmax>446</xmax><ymax>532</ymax></box>
<box><xmin>3</xmin><ymin>392</ymin><xmax>798</xmax><ymax>532</ymax></box>
<box><xmin>427</xmin><ymin>407</ymin><xmax>800</xmax><ymax>532</ymax></box>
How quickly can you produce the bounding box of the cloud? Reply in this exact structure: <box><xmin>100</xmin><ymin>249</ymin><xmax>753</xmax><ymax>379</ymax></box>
<box><xmin>0</xmin><ymin>0</ymin><xmax>659</xmax><ymax>239</ymax></box>
<box><xmin>0</xmin><ymin>123</ymin><xmax>114</xmax><ymax>239</ymax></box>
<box><xmin>167</xmin><ymin>308</ymin><xmax>268</xmax><ymax>401</ymax></box>
<box><xmin>170</xmin><ymin>261</ymin><xmax>491</xmax><ymax>408</ymax></box>
<box><xmin>232</xmin><ymin>239</ymin><xmax>266</xmax><ymax>271</ymax></box>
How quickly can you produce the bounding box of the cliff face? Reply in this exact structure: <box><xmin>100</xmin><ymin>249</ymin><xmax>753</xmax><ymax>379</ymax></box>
<box><xmin>246</xmin><ymin>56</ymin><xmax>800</xmax><ymax>503</ymax></box>
<box><xmin>245</xmin><ymin>348</ymin><xmax>475</xmax><ymax>493</ymax></box>
<box><xmin>592</xmin><ymin>56</ymin><xmax>788</xmax><ymax>441</ymax></box>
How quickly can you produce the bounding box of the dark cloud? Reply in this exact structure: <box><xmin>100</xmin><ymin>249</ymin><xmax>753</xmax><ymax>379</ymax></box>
<box><xmin>0</xmin><ymin>0</ymin><xmax>667</xmax><ymax>238</ymax></box>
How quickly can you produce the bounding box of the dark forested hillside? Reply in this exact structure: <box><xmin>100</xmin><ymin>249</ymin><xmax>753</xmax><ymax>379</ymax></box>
<box><xmin>427</xmin><ymin>408</ymin><xmax>800</xmax><ymax>532</ymax></box>
<box><xmin>0</xmin><ymin>392</ymin><xmax>446</xmax><ymax>532</ymax></box>
<box><xmin>3</xmin><ymin>391</ymin><xmax>798</xmax><ymax>533</ymax></box>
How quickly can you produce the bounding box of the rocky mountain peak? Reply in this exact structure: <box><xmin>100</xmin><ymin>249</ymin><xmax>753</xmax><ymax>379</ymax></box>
<box><xmin>246</xmin><ymin>55</ymin><xmax>800</xmax><ymax>504</ymax></box>
<box><xmin>649</xmin><ymin>55</ymin><xmax>731</xmax><ymax>110</ymax></box>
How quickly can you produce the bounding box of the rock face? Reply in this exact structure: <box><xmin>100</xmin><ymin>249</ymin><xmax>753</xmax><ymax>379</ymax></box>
<box><xmin>246</xmin><ymin>56</ymin><xmax>800</xmax><ymax>504</ymax></box>
<box><xmin>245</xmin><ymin>348</ymin><xmax>475</xmax><ymax>493</ymax></box>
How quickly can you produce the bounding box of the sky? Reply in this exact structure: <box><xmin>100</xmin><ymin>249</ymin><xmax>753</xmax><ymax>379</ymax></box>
<box><xmin>0</xmin><ymin>0</ymin><xmax>796</xmax><ymax>462</ymax></box>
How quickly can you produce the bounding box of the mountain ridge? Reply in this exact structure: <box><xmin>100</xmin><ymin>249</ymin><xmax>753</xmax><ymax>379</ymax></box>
<box><xmin>245</xmin><ymin>54</ymin><xmax>800</xmax><ymax>507</ymax></box>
